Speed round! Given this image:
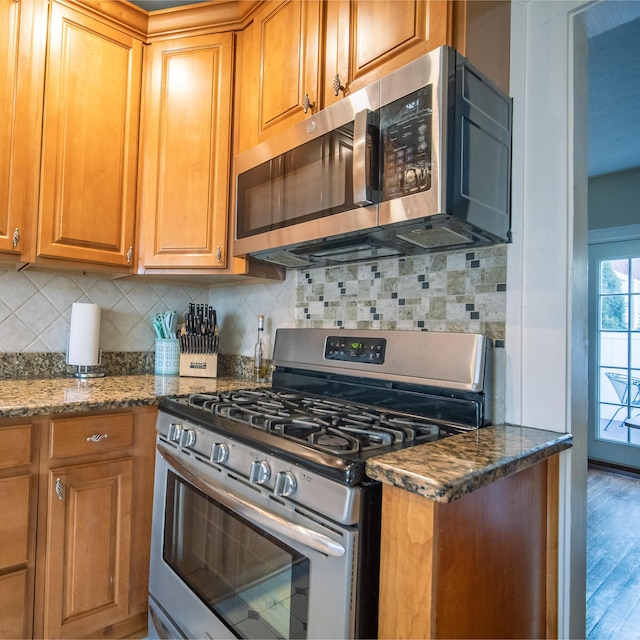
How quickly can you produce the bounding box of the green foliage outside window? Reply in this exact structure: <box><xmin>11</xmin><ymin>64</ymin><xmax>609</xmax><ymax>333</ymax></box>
<box><xmin>601</xmin><ymin>261</ymin><xmax>627</xmax><ymax>331</ymax></box>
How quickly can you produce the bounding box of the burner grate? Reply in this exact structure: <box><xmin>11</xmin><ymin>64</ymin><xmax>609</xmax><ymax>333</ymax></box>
<box><xmin>180</xmin><ymin>390</ymin><xmax>456</xmax><ymax>456</ymax></box>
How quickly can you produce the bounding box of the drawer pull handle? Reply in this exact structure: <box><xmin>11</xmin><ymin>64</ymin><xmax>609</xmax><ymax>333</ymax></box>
<box><xmin>55</xmin><ymin>478</ymin><xmax>64</xmax><ymax>501</ymax></box>
<box><xmin>87</xmin><ymin>433</ymin><xmax>109</xmax><ymax>443</ymax></box>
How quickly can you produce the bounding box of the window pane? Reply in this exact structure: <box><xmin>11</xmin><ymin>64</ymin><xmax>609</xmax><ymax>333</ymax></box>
<box><xmin>601</xmin><ymin>259</ymin><xmax>629</xmax><ymax>294</ymax></box>
<box><xmin>600</xmin><ymin>332</ymin><xmax>628</xmax><ymax>368</ymax></box>
<box><xmin>597</xmin><ymin>402</ymin><xmax>627</xmax><ymax>439</ymax></box>
<box><xmin>632</xmin><ymin>334</ymin><xmax>640</xmax><ymax>369</ymax></box>
<box><xmin>632</xmin><ymin>294</ymin><xmax>640</xmax><ymax>331</ymax></box>
<box><xmin>601</xmin><ymin>368</ymin><xmax>628</xmax><ymax>404</ymax></box>
<box><xmin>601</xmin><ymin>295</ymin><xmax>628</xmax><ymax>330</ymax></box>
<box><xmin>631</xmin><ymin>369</ymin><xmax>640</xmax><ymax>407</ymax></box>
<box><xmin>632</xmin><ymin>259</ymin><xmax>640</xmax><ymax>293</ymax></box>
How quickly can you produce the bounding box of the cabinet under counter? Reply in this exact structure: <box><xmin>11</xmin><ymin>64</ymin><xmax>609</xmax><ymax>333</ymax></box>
<box><xmin>367</xmin><ymin>424</ymin><xmax>572</xmax><ymax>639</ymax></box>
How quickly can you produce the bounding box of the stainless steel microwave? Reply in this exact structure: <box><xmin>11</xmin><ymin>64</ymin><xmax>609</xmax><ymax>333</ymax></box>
<box><xmin>233</xmin><ymin>45</ymin><xmax>512</xmax><ymax>269</ymax></box>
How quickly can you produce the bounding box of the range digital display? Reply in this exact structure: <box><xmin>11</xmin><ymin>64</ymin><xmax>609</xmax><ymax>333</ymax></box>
<box><xmin>324</xmin><ymin>336</ymin><xmax>386</xmax><ymax>364</ymax></box>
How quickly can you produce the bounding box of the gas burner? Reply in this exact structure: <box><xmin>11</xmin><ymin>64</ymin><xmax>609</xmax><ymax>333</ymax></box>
<box><xmin>174</xmin><ymin>389</ymin><xmax>462</xmax><ymax>457</ymax></box>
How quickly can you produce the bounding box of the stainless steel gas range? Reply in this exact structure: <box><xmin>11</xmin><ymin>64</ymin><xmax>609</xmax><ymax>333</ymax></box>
<box><xmin>148</xmin><ymin>328</ymin><xmax>493</xmax><ymax>640</ymax></box>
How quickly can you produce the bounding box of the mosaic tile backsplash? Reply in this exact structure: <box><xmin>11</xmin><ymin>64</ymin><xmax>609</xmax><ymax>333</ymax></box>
<box><xmin>293</xmin><ymin>246</ymin><xmax>507</xmax><ymax>342</ymax></box>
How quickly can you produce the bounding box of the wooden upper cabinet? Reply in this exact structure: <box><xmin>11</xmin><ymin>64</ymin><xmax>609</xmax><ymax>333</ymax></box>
<box><xmin>238</xmin><ymin>0</ymin><xmax>509</xmax><ymax>152</ymax></box>
<box><xmin>37</xmin><ymin>1</ymin><xmax>142</xmax><ymax>268</ymax></box>
<box><xmin>250</xmin><ymin>0</ymin><xmax>321</xmax><ymax>146</ymax></box>
<box><xmin>0</xmin><ymin>0</ymin><xmax>45</xmax><ymax>264</ymax></box>
<box><xmin>323</xmin><ymin>0</ymin><xmax>450</xmax><ymax>108</ymax></box>
<box><xmin>138</xmin><ymin>32</ymin><xmax>233</xmax><ymax>269</ymax></box>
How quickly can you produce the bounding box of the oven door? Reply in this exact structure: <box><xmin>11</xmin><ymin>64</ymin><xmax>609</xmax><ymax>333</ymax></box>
<box><xmin>149</xmin><ymin>441</ymin><xmax>359</xmax><ymax>640</ymax></box>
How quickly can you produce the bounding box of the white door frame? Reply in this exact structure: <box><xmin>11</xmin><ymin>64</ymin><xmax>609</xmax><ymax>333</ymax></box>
<box><xmin>507</xmin><ymin>2</ymin><xmax>593</xmax><ymax>637</ymax></box>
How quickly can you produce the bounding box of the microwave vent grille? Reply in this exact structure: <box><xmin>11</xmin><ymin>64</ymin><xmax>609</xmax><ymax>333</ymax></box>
<box><xmin>395</xmin><ymin>225</ymin><xmax>473</xmax><ymax>249</ymax></box>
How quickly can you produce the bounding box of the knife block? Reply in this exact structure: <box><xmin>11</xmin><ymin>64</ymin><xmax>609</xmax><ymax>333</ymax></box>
<box><xmin>179</xmin><ymin>353</ymin><xmax>218</xmax><ymax>378</ymax></box>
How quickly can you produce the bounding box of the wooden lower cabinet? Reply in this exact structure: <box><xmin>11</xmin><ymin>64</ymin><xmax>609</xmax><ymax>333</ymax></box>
<box><xmin>0</xmin><ymin>422</ymin><xmax>39</xmax><ymax>640</ymax></box>
<box><xmin>34</xmin><ymin>407</ymin><xmax>157</xmax><ymax>640</ymax></box>
<box><xmin>378</xmin><ymin>456</ymin><xmax>559</xmax><ymax>639</ymax></box>
<box><xmin>0</xmin><ymin>570</ymin><xmax>30</xmax><ymax>638</ymax></box>
<box><xmin>42</xmin><ymin>458</ymin><xmax>133</xmax><ymax>638</ymax></box>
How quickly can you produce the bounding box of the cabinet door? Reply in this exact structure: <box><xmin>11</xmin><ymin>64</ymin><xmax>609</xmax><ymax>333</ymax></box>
<box><xmin>0</xmin><ymin>475</ymin><xmax>30</xmax><ymax>570</ymax></box>
<box><xmin>0</xmin><ymin>0</ymin><xmax>45</xmax><ymax>261</ymax></box>
<box><xmin>42</xmin><ymin>458</ymin><xmax>133</xmax><ymax>639</ymax></box>
<box><xmin>0</xmin><ymin>570</ymin><xmax>29</xmax><ymax>640</ymax></box>
<box><xmin>38</xmin><ymin>2</ymin><xmax>142</xmax><ymax>267</ymax></box>
<box><xmin>138</xmin><ymin>32</ymin><xmax>233</xmax><ymax>269</ymax></box>
<box><xmin>251</xmin><ymin>0</ymin><xmax>321</xmax><ymax>143</ymax></box>
<box><xmin>323</xmin><ymin>0</ymin><xmax>450</xmax><ymax>106</ymax></box>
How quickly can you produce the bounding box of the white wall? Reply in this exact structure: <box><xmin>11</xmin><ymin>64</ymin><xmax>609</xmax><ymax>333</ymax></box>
<box><xmin>589</xmin><ymin>167</ymin><xmax>640</xmax><ymax>229</ymax></box>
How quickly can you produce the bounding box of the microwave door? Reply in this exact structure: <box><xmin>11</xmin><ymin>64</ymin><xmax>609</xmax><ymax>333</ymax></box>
<box><xmin>236</xmin><ymin>156</ymin><xmax>284</xmax><ymax>239</ymax></box>
<box><xmin>281</xmin><ymin>129</ymin><xmax>352</xmax><ymax>223</ymax></box>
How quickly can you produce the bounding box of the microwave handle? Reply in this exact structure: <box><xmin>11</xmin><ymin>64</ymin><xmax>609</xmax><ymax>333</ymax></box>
<box><xmin>353</xmin><ymin>109</ymin><xmax>374</xmax><ymax>206</ymax></box>
<box><xmin>157</xmin><ymin>443</ymin><xmax>346</xmax><ymax>558</ymax></box>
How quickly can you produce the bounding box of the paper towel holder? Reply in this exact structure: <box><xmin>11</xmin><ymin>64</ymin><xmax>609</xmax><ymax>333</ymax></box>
<box><xmin>66</xmin><ymin>334</ymin><xmax>105</xmax><ymax>378</ymax></box>
<box><xmin>66</xmin><ymin>302</ymin><xmax>105</xmax><ymax>379</ymax></box>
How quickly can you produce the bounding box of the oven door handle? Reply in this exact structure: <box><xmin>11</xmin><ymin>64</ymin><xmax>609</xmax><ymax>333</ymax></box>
<box><xmin>158</xmin><ymin>444</ymin><xmax>346</xmax><ymax>558</ymax></box>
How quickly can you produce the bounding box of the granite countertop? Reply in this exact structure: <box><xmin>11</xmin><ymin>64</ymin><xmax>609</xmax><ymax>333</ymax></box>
<box><xmin>1</xmin><ymin>376</ymin><xmax>572</xmax><ymax>505</ymax></box>
<box><xmin>0</xmin><ymin>374</ymin><xmax>259</xmax><ymax>419</ymax></box>
<box><xmin>365</xmin><ymin>424</ymin><xmax>573</xmax><ymax>503</ymax></box>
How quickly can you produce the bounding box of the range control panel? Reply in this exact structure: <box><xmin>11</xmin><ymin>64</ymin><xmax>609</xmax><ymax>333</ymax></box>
<box><xmin>324</xmin><ymin>336</ymin><xmax>386</xmax><ymax>364</ymax></box>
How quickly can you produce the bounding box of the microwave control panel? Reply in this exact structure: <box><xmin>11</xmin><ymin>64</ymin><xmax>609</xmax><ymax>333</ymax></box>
<box><xmin>380</xmin><ymin>85</ymin><xmax>433</xmax><ymax>201</ymax></box>
<box><xmin>324</xmin><ymin>336</ymin><xmax>386</xmax><ymax>364</ymax></box>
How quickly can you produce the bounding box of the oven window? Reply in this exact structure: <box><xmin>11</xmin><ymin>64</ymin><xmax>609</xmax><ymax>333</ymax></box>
<box><xmin>163</xmin><ymin>472</ymin><xmax>309</xmax><ymax>639</ymax></box>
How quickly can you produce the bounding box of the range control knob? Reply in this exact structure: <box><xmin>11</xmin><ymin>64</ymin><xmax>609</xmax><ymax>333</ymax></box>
<box><xmin>211</xmin><ymin>442</ymin><xmax>229</xmax><ymax>464</ymax></box>
<box><xmin>167</xmin><ymin>423</ymin><xmax>182</xmax><ymax>442</ymax></box>
<box><xmin>274</xmin><ymin>471</ymin><xmax>297</xmax><ymax>497</ymax></box>
<box><xmin>179</xmin><ymin>428</ymin><xmax>196</xmax><ymax>448</ymax></box>
<box><xmin>249</xmin><ymin>460</ymin><xmax>271</xmax><ymax>485</ymax></box>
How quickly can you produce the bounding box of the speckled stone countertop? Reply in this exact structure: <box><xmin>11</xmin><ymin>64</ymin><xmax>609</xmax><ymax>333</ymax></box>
<box><xmin>365</xmin><ymin>424</ymin><xmax>572</xmax><ymax>503</ymax></box>
<box><xmin>0</xmin><ymin>374</ymin><xmax>260</xmax><ymax>419</ymax></box>
<box><xmin>1</xmin><ymin>376</ymin><xmax>572</xmax><ymax>506</ymax></box>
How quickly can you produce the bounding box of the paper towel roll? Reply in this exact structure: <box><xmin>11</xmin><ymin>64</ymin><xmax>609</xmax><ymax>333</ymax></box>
<box><xmin>68</xmin><ymin>303</ymin><xmax>101</xmax><ymax>366</ymax></box>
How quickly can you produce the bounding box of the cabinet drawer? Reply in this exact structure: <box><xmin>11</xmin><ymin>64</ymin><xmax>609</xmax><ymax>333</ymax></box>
<box><xmin>0</xmin><ymin>569</ymin><xmax>28</xmax><ymax>640</ymax></box>
<box><xmin>0</xmin><ymin>425</ymin><xmax>31</xmax><ymax>469</ymax></box>
<box><xmin>50</xmin><ymin>413</ymin><xmax>134</xmax><ymax>459</ymax></box>
<box><xmin>0</xmin><ymin>475</ymin><xmax>30</xmax><ymax>570</ymax></box>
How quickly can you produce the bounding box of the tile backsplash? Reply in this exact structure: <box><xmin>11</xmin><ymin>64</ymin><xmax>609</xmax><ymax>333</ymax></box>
<box><xmin>208</xmin><ymin>245</ymin><xmax>507</xmax><ymax>357</ymax></box>
<box><xmin>0</xmin><ymin>270</ymin><xmax>209</xmax><ymax>354</ymax></box>
<box><xmin>293</xmin><ymin>246</ymin><xmax>506</xmax><ymax>339</ymax></box>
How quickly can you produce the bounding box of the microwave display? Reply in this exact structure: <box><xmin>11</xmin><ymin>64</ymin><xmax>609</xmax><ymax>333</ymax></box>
<box><xmin>380</xmin><ymin>86</ymin><xmax>433</xmax><ymax>201</ymax></box>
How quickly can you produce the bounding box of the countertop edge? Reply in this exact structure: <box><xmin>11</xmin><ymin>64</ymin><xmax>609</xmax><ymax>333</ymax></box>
<box><xmin>0</xmin><ymin>374</ymin><xmax>258</xmax><ymax>420</ymax></box>
<box><xmin>365</xmin><ymin>425</ymin><xmax>573</xmax><ymax>503</ymax></box>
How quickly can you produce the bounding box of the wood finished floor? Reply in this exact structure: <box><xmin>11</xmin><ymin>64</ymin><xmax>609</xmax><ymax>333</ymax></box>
<box><xmin>587</xmin><ymin>469</ymin><xmax>640</xmax><ymax>640</ymax></box>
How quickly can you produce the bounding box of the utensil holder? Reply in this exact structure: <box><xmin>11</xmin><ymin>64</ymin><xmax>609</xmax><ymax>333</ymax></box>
<box><xmin>155</xmin><ymin>339</ymin><xmax>180</xmax><ymax>375</ymax></box>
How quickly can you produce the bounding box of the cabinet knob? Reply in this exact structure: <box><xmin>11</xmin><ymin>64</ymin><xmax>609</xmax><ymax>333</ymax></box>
<box><xmin>302</xmin><ymin>93</ymin><xmax>315</xmax><ymax>114</ymax></box>
<box><xmin>55</xmin><ymin>478</ymin><xmax>64</xmax><ymax>500</ymax></box>
<box><xmin>216</xmin><ymin>246</ymin><xmax>222</xmax><ymax>263</ymax></box>
<box><xmin>12</xmin><ymin>227</ymin><xmax>20</xmax><ymax>247</ymax></box>
<box><xmin>333</xmin><ymin>74</ymin><xmax>345</xmax><ymax>97</ymax></box>
<box><xmin>126</xmin><ymin>246</ymin><xmax>133</xmax><ymax>263</ymax></box>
